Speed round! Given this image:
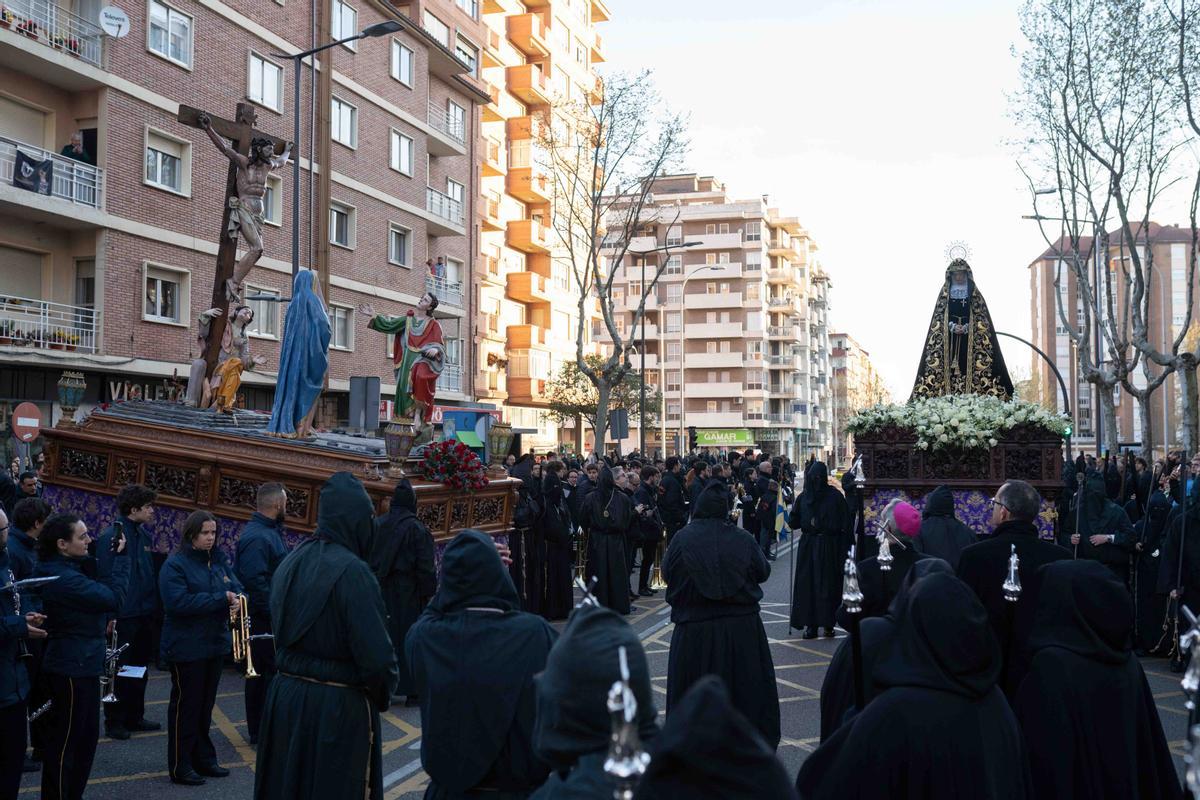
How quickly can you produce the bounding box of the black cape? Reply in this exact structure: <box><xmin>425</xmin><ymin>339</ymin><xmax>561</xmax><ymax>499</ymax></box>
<box><xmin>370</xmin><ymin>479</ymin><xmax>435</xmax><ymax>697</ymax></box>
<box><xmin>513</xmin><ymin>458</ymin><xmax>546</xmax><ymax>615</ymax></box>
<box><xmin>255</xmin><ymin>472</ymin><xmax>398</xmax><ymax>800</ymax></box>
<box><xmin>1134</xmin><ymin>490</ymin><xmax>1171</xmax><ymax>652</ymax></box>
<box><xmin>663</xmin><ymin>483</ymin><xmax>779</xmax><ymax>748</ymax></box>
<box><xmin>1015</xmin><ymin>560</ymin><xmax>1182</xmax><ymax>800</ymax></box>
<box><xmin>790</xmin><ymin>462</ymin><xmax>850</xmax><ymax>630</ymax></box>
<box><xmin>540</xmin><ymin>471</ymin><xmax>574</xmax><ymax>621</ymax></box>
<box><xmin>819</xmin><ymin>558</ymin><xmax>954</xmax><ymax>742</ymax></box>
<box><xmin>1064</xmin><ymin>474</ymin><xmax>1135</xmax><ymax>576</ymax></box>
<box><xmin>915</xmin><ymin>486</ymin><xmax>976</xmax><ymax>569</ymax></box>
<box><xmin>530</xmin><ymin>604</ymin><xmax>657</xmax><ymax>800</ymax></box>
<box><xmin>582</xmin><ymin>466</ymin><xmax>632</xmax><ymax>615</ymax></box>
<box><xmin>635</xmin><ymin>676</ymin><xmax>796</xmax><ymax>800</ymax></box>
<box><xmin>796</xmin><ymin>573</ymin><xmax>1031</xmax><ymax>800</ymax></box>
<box><xmin>405</xmin><ymin>530</ymin><xmax>558</xmax><ymax>798</ymax></box>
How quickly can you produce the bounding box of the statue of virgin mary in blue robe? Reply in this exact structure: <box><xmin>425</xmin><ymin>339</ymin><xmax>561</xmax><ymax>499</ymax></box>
<box><xmin>267</xmin><ymin>269</ymin><xmax>331</xmax><ymax>438</ymax></box>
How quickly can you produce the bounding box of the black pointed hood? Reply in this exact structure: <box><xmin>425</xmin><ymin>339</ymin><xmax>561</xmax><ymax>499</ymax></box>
<box><xmin>922</xmin><ymin>486</ymin><xmax>955</xmax><ymax>519</ymax></box>
<box><xmin>370</xmin><ymin>479</ymin><xmax>419</xmax><ymax>578</ymax></box>
<box><xmin>316</xmin><ymin>471</ymin><xmax>376</xmax><ymax>560</ymax></box>
<box><xmin>886</xmin><ymin>557</ymin><xmax>954</xmax><ymax>618</ymax></box>
<box><xmin>427</xmin><ymin>529</ymin><xmax>519</xmax><ymax>614</ymax></box>
<box><xmin>1028</xmin><ymin>560</ymin><xmax>1132</xmax><ymax>665</ymax></box>
<box><xmin>692</xmin><ymin>482</ymin><xmax>730</xmax><ymax>520</ymax></box>
<box><xmin>874</xmin><ymin>572</ymin><xmax>1000</xmax><ymax>699</ymax></box>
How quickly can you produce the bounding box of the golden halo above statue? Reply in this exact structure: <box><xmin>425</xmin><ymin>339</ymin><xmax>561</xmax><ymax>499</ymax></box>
<box><xmin>944</xmin><ymin>240</ymin><xmax>972</xmax><ymax>265</ymax></box>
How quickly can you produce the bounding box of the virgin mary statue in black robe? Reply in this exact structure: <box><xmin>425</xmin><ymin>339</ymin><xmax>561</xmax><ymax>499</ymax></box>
<box><xmin>910</xmin><ymin>258</ymin><xmax>1014</xmax><ymax>400</ymax></box>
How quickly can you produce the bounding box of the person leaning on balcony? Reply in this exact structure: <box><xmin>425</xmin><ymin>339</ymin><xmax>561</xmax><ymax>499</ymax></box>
<box><xmin>60</xmin><ymin>132</ymin><xmax>94</xmax><ymax>166</ymax></box>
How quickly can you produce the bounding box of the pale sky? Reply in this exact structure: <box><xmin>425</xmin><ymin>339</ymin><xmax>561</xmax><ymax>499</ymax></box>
<box><xmin>600</xmin><ymin>0</ymin><xmax>1051</xmax><ymax>397</ymax></box>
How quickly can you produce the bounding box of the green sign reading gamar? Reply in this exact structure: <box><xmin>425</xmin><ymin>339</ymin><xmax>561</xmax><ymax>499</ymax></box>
<box><xmin>695</xmin><ymin>429</ymin><xmax>755</xmax><ymax>447</ymax></box>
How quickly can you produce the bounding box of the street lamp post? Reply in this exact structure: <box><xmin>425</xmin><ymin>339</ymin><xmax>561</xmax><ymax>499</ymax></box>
<box><xmin>996</xmin><ymin>330</ymin><xmax>1073</xmax><ymax>457</ymax></box>
<box><xmin>678</xmin><ymin>264</ymin><xmax>725</xmax><ymax>454</ymax></box>
<box><xmin>273</xmin><ymin>20</ymin><xmax>401</xmax><ymax>276</ymax></box>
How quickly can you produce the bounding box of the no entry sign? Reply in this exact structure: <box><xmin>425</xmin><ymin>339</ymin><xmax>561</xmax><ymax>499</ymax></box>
<box><xmin>11</xmin><ymin>402</ymin><xmax>41</xmax><ymax>442</ymax></box>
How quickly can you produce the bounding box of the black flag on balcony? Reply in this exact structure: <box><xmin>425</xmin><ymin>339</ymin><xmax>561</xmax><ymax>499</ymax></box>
<box><xmin>13</xmin><ymin>150</ymin><xmax>53</xmax><ymax>196</ymax></box>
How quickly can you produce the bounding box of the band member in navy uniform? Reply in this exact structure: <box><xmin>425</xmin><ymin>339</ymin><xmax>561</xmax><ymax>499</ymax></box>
<box><xmin>36</xmin><ymin>513</ymin><xmax>130</xmax><ymax>800</ymax></box>
<box><xmin>96</xmin><ymin>484</ymin><xmax>160</xmax><ymax>740</ymax></box>
<box><xmin>9</xmin><ymin>497</ymin><xmax>50</xmax><ymax>766</ymax></box>
<box><xmin>160</xmin><ymin>511</ymin><xmax>243</xmax><ymax>786</ymax></box>
<box><xmin>1</xmin><ymin>506</ymin><xmax>46</xmax><ymax>800</ymax></box>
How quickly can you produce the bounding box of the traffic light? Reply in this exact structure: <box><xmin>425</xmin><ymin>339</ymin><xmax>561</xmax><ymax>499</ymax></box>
<box><xmin>687</xmin><ymin>426</ymin><xmax>697</xmax><ymax>452</ymax></box>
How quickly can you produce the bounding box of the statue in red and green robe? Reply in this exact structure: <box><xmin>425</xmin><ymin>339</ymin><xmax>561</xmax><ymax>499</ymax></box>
<box><xmin>359</xmin><ymin>292</ymin><xmax>444</xmax><ymax>434</ymax></box>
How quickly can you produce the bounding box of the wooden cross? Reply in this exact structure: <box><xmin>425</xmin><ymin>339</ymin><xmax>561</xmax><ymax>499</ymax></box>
<box><xmin>177</xmin><ymin>102</ymin><xmax>289</xmax><ymax>377</ymax></box>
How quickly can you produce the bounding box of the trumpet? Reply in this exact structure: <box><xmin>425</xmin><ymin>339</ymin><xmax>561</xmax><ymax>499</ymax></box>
<box><xmin>648</xmin><ymin>538</ymin><xmax>667</xmax><ymax>591</ymax></box>
<box><xmin>101</xmin><ymin>624</ymin><xmax>128</xmax><ymax>704</ymax></box>
<box><xmin>230</xmin><ymin>594</ymin><xmax>259</xmax><ymax>678</ymax></box>
<box><xmin>574</xmin><ymin>529</ymin><xmax>589</xmax><ymax>582</ymax></box>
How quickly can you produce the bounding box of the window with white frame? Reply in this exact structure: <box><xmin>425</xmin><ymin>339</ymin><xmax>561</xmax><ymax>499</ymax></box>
<box><xmin>446</xmin><ymin>101</ymin><xmax>466</xmax><ymax>141</ymax></box>
<box><xmin>706</xmin><ymin>400</ymin><xmax>718</xmax><ymax>413</ymax></box>
<box><xmin>248</xmin><ymin>52</ymin><xmax>282</xmax><ymax>111</ymax></box>
<box><xmin>718</xmin><ymin>252</ymin><xmax>730</xmax><ymax>264</ymax></box>
<box><xmin>423</xmin><ymin>10</ymin><xmax>449</xmax><ymax>46</ymax></box>
<box><xmin>666</xmin><ymin>284</ymin><xmax>683</xmax><ymax>304</ymax></box>
<box><xmin>455</xmin><ymin>35</ymin><xmax>478</xmax><ymax>76</ymax></box>
<box><xmin>263</xmin><ymin>175</ymin><xmax>282</xmax><ymax>225</ymax></box>
<box><xmin>390</xmin><ymin>130</ymin><xmax>413</xmax><ymax>175</ymax></box>
<box><xmin>666</xmin><ymin>226</ymin><xmax>682</xmax><ymax>246</ymax></box>
<box><xmin>446</xmin><ymin>178</ymin><xmax>464</xmax><ymax>205</ymax></box>
<box><xmin>332</xmin><ymin>0</ymin><xmax>357</xmax><ymax>49</ymax></box>
<box><xmin>574</xmin><ymin>36</ymin><xmax>586</xmax><ymax>64</ymax></box>
<box><xmin>454</xmin><ymin>0</ymin><xmax>478</xmax><ymax>18</ymax></box>
<box><xmin>746</xmin><ymin>282</ymin><xmax>760</xmax><ymax>300</ymax></box>
<box><xmin>148</xmin><ymin>0</ymin><xmax>192</xmax><ymax>67</ymax></box>
<box><xmin>746</xmin><ymin>369</ymin><xmax>763</xmax><ymax>390</ymax></box>
<box><xmin>143</xmin><ymin>264</ymin><xmax>187</xmax><ymax>324</ymax></box>
<box><xmin>330</xmin><ymin>201</ymin><xmax>354</xmax><ymax>248</ymax></box>
<box><xmin>663</xmin><ymin>255</ymin><xmax>681</xmax><ymax>275</ymax></box>
<box><xmin>746</xmin><ymin>251</ymin><xmax>762</xmax><ymax>270</ymax></box>
<box><xmin>706</xmin><ymin>341</ymin><xmax>717</xmax><ymax>354</ymax></box>
<box><xmin>666</xmin><ymin>401</ymin><xmax>681</xmax><ymax>420</ymax></box>
<box><xmin>391</xmin><ymin>40</ymin><xmax>413</xmax><ymax>86</ymax></box>
<box><xmin>718</xmin><ymin>222</ymin><xmax>729</xmax><ymax>234</ymax></box>
<box><xmin>144</xmin><ymin>129</ymin><xmax>189</xmax><ymax>194</ymax></box>
<box><xmin>388</xmin><ymin>223</ymin><xmax>411</xmax><ymax>266</ymax></box>
<box><xmin>330</xmin><ymin>305</ymin><xmax>353</xmax><ymax>350</ymax></box>
<box><xmin>245</xmin><ymin>285</ymin><xmax>280</xmax><ymax>337</ymax></box>
<box><xmin>745</xmin><ymin>221</ymin><xmax>761</xmax><ymax>242</ymax></box>
<box><xmin>331</xmin><ymin>97</ymin><xmax>357</xmax><ymax>148</ymax></box>
<box><xmin>705</xmin><ymin>223</ymin><xmax>716</xmax><ymax>235</ymax></box>
<box><xmin>665</xmin><ymin>311</ymin><xmax>681</xmax><ymax>333</ymax></box>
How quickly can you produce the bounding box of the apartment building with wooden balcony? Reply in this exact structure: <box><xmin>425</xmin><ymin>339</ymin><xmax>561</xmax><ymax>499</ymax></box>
<box><xmin>0</xmin><ymin>0</ymin><xmax>488</xmax><ymax>442</ymax></box>
<box><xmin>598</xmin><ymin>173</ymin><xmax>835</xmax><ymax>459</ymax></box>
<box><xmin>473</xmin><ymin>0</ymin><xmax>608</xmax><ymax>450</ymax></box>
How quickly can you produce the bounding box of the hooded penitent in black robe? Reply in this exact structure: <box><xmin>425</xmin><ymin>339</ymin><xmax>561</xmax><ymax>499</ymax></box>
<box><xmin>1135</xmin><ymin>490</ymin><xmax>1171</xmax><ymax>652</ymax></box>
<box><xmin>1064</xmin><ymin>474</ymin><xmax>1135</xmax><ymax>584</ymax></box>
<box><xmin>915</xmin><ymin>486</ymin><xmax>976</xmax><ymax>569</ymax></box>
<box><xmin>796</xmin><ymin>573</ymin><xmax>1032</xmax><ymax>800</ymax></box>
<box><xmin>1158</xmin><ymin>479</ymin><xmax>1200</xmax><ymax>650</ymax></box>
<box><xmin>254</xmin><ymin>472</ymin><xmax>398</xmax><ymax>800</ymax></box>
<box><xmin>529</xmin><ymin>605</ymin><xmax>658</xmax><ymax>800</ymax></box>
<box><xmin>819</xmin><ymin>558</ymin><xmax>954</xmax><ymax>742</ymax></box>
<box><xmin>842</xmin><ymin>471</ymin><xmax>874</xmax><ymax>560</ymax></box>
<box><xmin>582</xmin><ymin>467</ymin><xmax>633</xmax><ymax>615</ymax></box>
<box><xmin>1015</xmin><ymin>560</ymin><xmax>1182</xmax><ymax>800</ymax></box>
<box><xmin>405</xmin><ymin>530</ymin><xmax>557</xmax><ymax>799</ymax></box>
<box><xmin>790</xmin><ymin>462</ymin><xmax>850</xmax><ymax>631</ymax></box>
<box><xmin>635</xmin><ymin>677</ymin><xmax>796</xmax><ymax>800</ymax></box>
<box><xmin>663</xmin><ymin>483</ymin><xmax>780</xmax><ymax>748</ymax></box>
<box><xmin>910</xmin><ymin>258</ymin><xmax>1014</xmax><ymax>400</ymax></box>
<box><xmin>540</xmin><ymin>471</ymin><xmax>574</xmax><ymax>621</ymax></box>
<box><xmin>838</xmin><ymin>539</ymin><xmax>927</xmax><ymax>628</ymax></box>
<box><xmin>369</xmin><ymin>479</ymin><xmax>435</xmax><ymax>698</ymax></box>
<box><xmin>512</xmin><ymin>457</ymin><xmax>545</xmax><ymax>615</ymax></box>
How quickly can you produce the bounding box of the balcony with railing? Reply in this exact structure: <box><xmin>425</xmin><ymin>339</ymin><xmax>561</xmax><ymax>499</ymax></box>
<box><xmin>425</xmin><ymin>186</ymin><xmax>464</xmax><ymax>234</ymax></box>
<box><xmin>425</xmin><ymin>274</ymin><xmax>463</xmax><ymax>309</ymax></box>
<box><xmin>427</xmin><ymin>99</ymin><xmax>467</xmax><ymax>154</ymax></box>
<box><xmin>767</xmin><ymin>325</ymin><xmax>795</xmax><ymax>339</ymax></box>
<box><xmin>506</xmin><ymin>271</ymin><xmax>551</xmax><ymax>304</ymax></box>
<box><xmin>0</xmin><ymin>294</ymin><xmax>98</xmax><ymax>353</ymax></box>
<box><xmin>0</xmin><ymin>134</ymin><xmax>103</xmax><ymax>212</ymax></box>
<box><xmin>506</xmin><ymin>63</ymin><xmax>551</xmax><ymax>106</ymax></box>
<box><xmin>1</xmin><ymin>0</ymin><xmax>105</xmax><ymax>68</ymax></box>
<box><xmin>506</xmin><ymin>218</ymin><xmax>550</xmax><ymax>253</ymax></box>
<box><xmin>507</xmin><ymin>12</ymin><xmax>549</xmax><ymax>57</ymax></box>
<box><xmin>482</xmin><ymin>137</ymin><xmax>505</xmax><ymax>176</ymax></box>
<box><xmin>437</xmin><ymin>363</ymin><xmax>464</xmax><ymax>394</ymax></box>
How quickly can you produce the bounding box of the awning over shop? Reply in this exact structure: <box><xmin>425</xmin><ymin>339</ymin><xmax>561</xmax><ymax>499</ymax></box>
<box><xmin>696</xmin><ymin>429</ymin><xmax>755</xmax><ymax>447</ymax></box>
<box><xmin>456</xmin><ymin>431</ymin><xmax>485</xmax><ymax>448</ymax></box>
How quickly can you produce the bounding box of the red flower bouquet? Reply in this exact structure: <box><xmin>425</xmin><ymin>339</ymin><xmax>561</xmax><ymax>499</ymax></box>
<box><xmin>418</xmin><ymin>439</ymin><xmax>489</xmax><ymax>491</ymax></box>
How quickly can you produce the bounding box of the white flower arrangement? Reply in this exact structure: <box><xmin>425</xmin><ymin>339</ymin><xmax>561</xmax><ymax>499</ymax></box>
<box><xmin>847</xmin><ymin>395</ymin><xmax>1070</xmax><ymax>453</ymax></box>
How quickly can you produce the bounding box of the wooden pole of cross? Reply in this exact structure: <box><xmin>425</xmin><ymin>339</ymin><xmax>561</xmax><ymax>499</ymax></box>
<box><xmin>176</xmin><ymin>102</ymin><xmax>289</xmax><ymax>377</ymax></box>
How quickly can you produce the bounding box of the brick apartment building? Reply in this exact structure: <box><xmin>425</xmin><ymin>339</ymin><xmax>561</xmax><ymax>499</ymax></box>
<box><xmin>0</xmin><ymin>0</ymin><xmax>491</xmax><ymax>457</ymax></box>
<box><xmin>1027</xmin><ymin>223</ymin><xmax>1198</xmax><ymax>456</ymax></box>
<box><xmin>599</xmin><ymin>174</ymin><xmax>835</xmax><ymax>460</ymax></box>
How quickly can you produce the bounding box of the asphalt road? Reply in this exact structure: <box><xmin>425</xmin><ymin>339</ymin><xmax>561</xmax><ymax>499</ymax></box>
<box><xmin>15</xmin><ymin>537</ymin><xmax>1193</xmax><ymax>798</ymax></box>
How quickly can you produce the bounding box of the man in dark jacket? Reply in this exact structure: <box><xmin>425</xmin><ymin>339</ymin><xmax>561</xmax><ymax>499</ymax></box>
<box><xmin>9</xmin><ymin>497</ymin><xmax>50</xmax><ymax>764</ymax></box>
<box><xmin>234</xmin><ymin>482</ymin><xmax>289</xmax><ymax>744</ymax></box>
<box><xmin>632</xmin><ymin>466</ymin><xmax>663</xmax><ymax>597</ymax></box>
<box><xmin>915</xmin><ymin>486</ymin><xmax>976</xmax><ymax>569</ymax></box>
<box><xmin>96</xmin><ymin>483</ymin><xmax>161</xmax><ymax>740</ymax></box>
<box><xmin>369</xmin><ymin>479</ymin><xmax>434</xmax><ymax>706</ymax></box>
<box><xmin>957</xmin><ymin>479</ymin><xmax>1071</xmax><ymax>697</ymax></box>
<box><xmin>1064</xmin><ymin>473</ymin><xmax>1135</xmax><ymax>584</ymax></box>
<box><xmin>658</xmin><ymin>457</ymin><xmax>687</xmax><ymax>544</ymax></box>
<box><xmin>750</xmin><ymin>461</ymin><xmax>777</xmax><ymax>561</ymax></box>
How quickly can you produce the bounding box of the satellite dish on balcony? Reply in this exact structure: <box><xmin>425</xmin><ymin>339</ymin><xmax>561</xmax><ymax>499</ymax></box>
<box><xmin>99</xmin><ymin>6</ymin><xmax>130</xmax><ymax>37</ymax></box>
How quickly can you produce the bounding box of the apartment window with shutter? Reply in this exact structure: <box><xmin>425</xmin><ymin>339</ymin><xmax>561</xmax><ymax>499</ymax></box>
<box><xmin>391</xmin><ymin>40</ymin><xmax>413</xmax><ymax>86</ymax></box>
<box><xmin>388</xmin><ymin>223</ymin><xmax>411</xmax><ymax>267</ymax></box>
<box><xmin>331</xmin><ymin>97</ymin><xmax>357</xmax><ymax>147</ymax></box>
<box><xmin>148</xmin><ymin>0</ymin><xmax>192</xmax><ymax>67</ymax></box>
<box><xmin>248</xmin><ymin>52</ymin><xmax>283</xmax><ymax>111</ymax></box>
<box><xmin>331</xmin><ymin>0</ymin><xmax>357</xmax><ymax>49</ymax></box>
<box><xmin>390</xmin><ymin>130</ymin><xmax>413</xmax><ymax>175</ymax></box>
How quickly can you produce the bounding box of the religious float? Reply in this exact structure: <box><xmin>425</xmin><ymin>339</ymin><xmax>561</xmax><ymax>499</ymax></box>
<box><xmin>849</xmin><ymin>250</ymin><xmax>1071</xmax><ymax>538</ymax></box>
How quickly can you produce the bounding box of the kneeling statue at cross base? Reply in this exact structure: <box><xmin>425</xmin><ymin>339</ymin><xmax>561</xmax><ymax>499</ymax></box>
<box><xmin>358</xmin><ymin>292</ymin><xmax>444</xmax><ymax>437</ymax></box>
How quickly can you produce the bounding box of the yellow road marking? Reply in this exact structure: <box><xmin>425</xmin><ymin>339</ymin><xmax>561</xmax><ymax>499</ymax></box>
<box><xmin>18</xmin><ymin>766</ymin><xmax>249</xmax><ymax>794</ymax></box>
<box><xmin>385</xmin><ymin>770</ymin><xmax>429</xmax><ymax>798</ymax></box>
<box><xmin>211</xmin><ymin>704</ymin><xmax>257</xmax><ymax>770</ymax></box>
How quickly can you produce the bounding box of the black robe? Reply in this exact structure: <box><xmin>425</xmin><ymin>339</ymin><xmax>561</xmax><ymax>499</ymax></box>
<box><xmin>663</xmin><ymin>484</ymin><xmax>779</xmax><ymax>748</ymax></box>
<box><xmin>790</xmin><ymin>462</ymin><xmax>850</xmax><ymax>630</ymax></box>
<box><xmin>255</xmin><ymin>472</ymin><xmax>398</xmax><ymax>800</ymax></box>
<box><xmin>405</xmin><ymin>530</ymin><xmax>557</xmax><ymax>798</ymax></box>
<box><xmin>796</xmin><ymin>573</ymin><xmax>1031</xmax><ymax>800</ymax></box>
<box><xmin>1063</xmin><ymin>474</ymin><xmax>1135</xmax><ymax>584</ymax></box>
<box><xmin>582</xmin><ymin>467</ymin><xmax>632</xmax><ymax>615</ymax></box>
<box><xmin>915</xmin><ymin>486</ymin><xmax>976</xmax><ymax>569</ymax></box>
<box><xmin>837</xmin><ymin>544</ymin><xmax>926</xmax><ymax>628</ymax></box>
<box><xmin>1135</xmin><ymin>490</ymin><xmax>1171</xmax><ymax>652</ymax></box>
<box><xmin>530</xmin><ymin>605</ymin><xmax>657</xmax><ymax>800</ymax></box>
<box><xmin>540</xmin><ymin>473</ymin><xmax>574</xmax><ymax>621</ymax></box>
<box><xmin>636</xmin><ymin>676</ymin><xmax>796</xmax><ymax>800</ymax></box>
<box><xmin>1015</xmin><ymin>560</ymin><xmax>1182</xmax><ymax>800</ymax></box>
<box><xmin>1157</xmin><ymin>481</ymin><xmax>1200</xmax><ymax>626</ymax></box>
<box><xmin>841</xmin><ymin>471</ymin><xmax>873</xmax><ymax>560</ymax></box>
<box><xmin>369</xmin><ymin>480</ymin><xmax>435</xmax><ymax>697</ymax></box>
<box><xmin>512</xmin><ymin>458</ymin><xmax>546</xmax><ymax>616</ymax></box>
<box><xmin>819</xmin><ymin>559</ymin><xmax>954</xmax><ymax>742</ymax></box>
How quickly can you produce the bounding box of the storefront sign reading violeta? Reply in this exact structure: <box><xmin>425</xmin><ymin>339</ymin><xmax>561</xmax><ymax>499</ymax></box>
<box><xmin>696</xmin><ymin>429</ymin><xmax>754</xmax><ymax>447</ymax></box>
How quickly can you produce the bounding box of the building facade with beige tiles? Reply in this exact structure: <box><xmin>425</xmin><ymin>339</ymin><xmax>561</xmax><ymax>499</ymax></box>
<box><xmin>0</xmin><ymin>0</ymin><xmax>489</xmax><ymax>442</ymax></box>
<box><xmin>599</xmin><ymin>174</ymin><xmax>834</xmax><ymax>459</ymax></box>
<box><xmin>830</xmin><ymin>331</ymin><xmax>888</xmax><ymax>468</ymax></box>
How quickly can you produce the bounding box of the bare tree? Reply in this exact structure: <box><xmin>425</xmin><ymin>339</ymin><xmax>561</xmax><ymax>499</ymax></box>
<box><xmin>1016</xmin><ymin>0</ymin><xmax>1182</xmax><ymax>457</ymax></box>
<box><xmin>539</xmin><ymin>70</ymin><xmax>688</xmax><ymax>449</ymax></box>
